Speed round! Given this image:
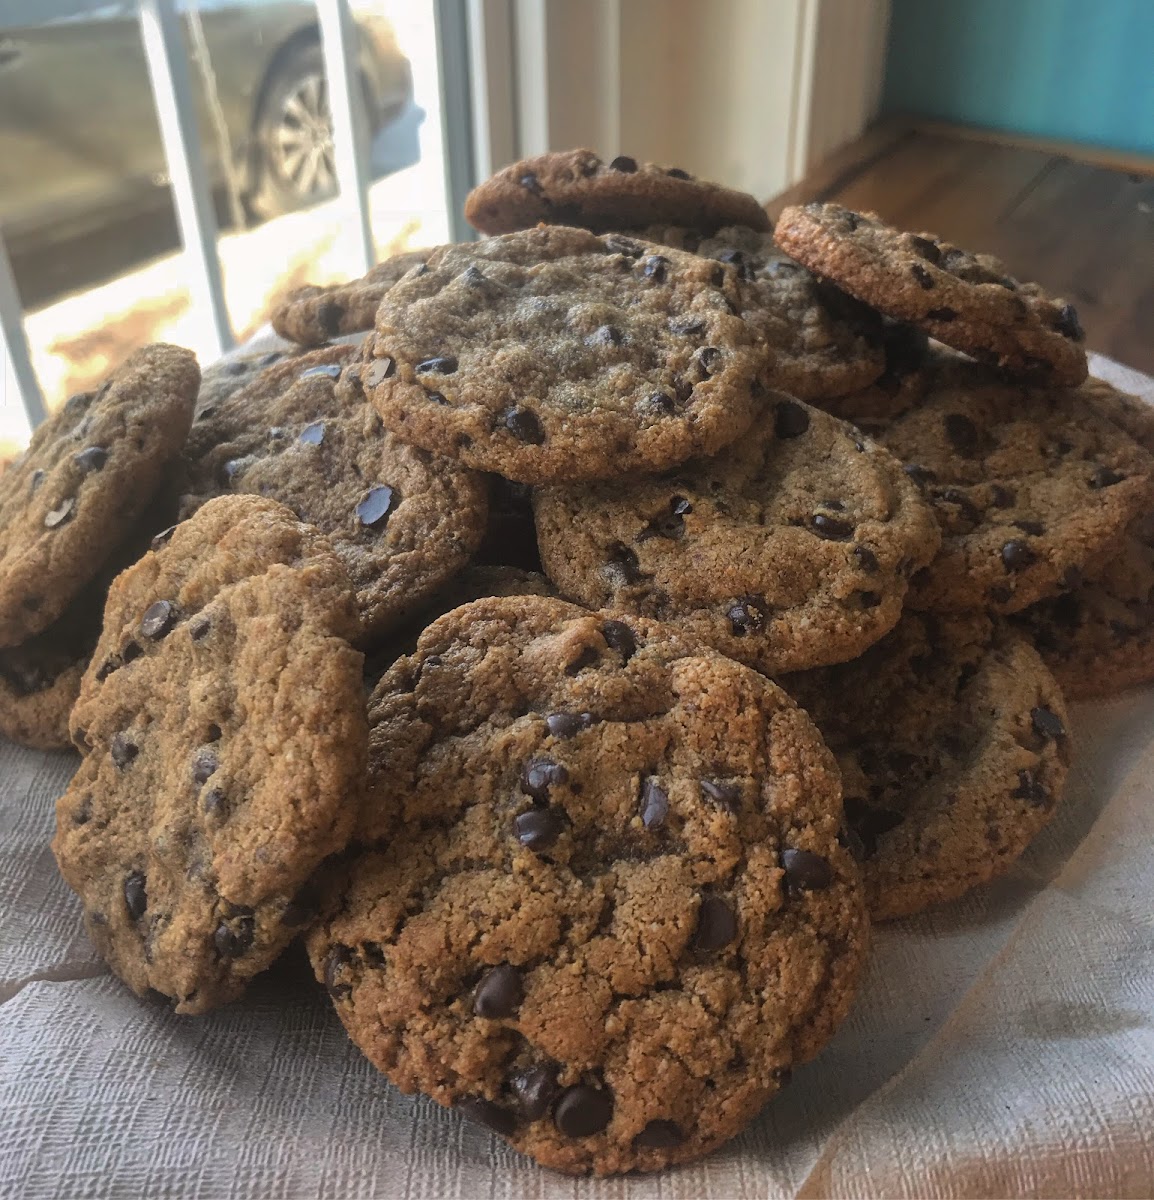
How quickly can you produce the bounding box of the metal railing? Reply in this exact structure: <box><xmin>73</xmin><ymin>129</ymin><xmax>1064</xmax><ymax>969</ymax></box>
<box><xmin>0</xmin><ymin>0</ymin><xmax>381</xmax><ymax>436</ymax></box>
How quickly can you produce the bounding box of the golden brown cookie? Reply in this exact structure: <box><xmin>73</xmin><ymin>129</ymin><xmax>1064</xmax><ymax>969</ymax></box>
<box><xmin>309</xmin><ymin>596</ymin><xmax>868</xmax><ymax>1175</ymax></box>
<box><xmin>53</xmin><ymin>496</ymin><xmax>367</xmax><ymax>1014</ymax></box>
<box><xmin>787</xmin><ymin>612</ymin><xmax>1070</xmax><ymax>920</ymax></box>
<box><xmin>465</xmin><ymin>150</ymin><xmax>769</xmax><ymax>237</ymax></box>
<box><xmin>774</xmin><ymin>203</ymin><xmax>1088</xmax><ymax>386</ymax></box>
<box><xmin>361</xmin><ymin>226</ymin><xmax>768</xmax><ymax>484</ymax></box>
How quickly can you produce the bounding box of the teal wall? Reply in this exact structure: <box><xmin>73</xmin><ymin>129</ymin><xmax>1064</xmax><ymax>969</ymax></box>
<box><xmin>883</xmin><ymin>0</ymin><xmax>1154</xmax><ymax>157</ymax></box>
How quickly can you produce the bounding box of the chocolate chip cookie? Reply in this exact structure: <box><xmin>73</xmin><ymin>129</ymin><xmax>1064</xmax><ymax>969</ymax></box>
<box><xmin>465</xmin><ymin>150</ymin><xmax>769</xmax><ymax>237</ymax></box>
<box><xmin>875</xmin><ymin>362</ymin><xmax>1154</xmax><ymax>614</ymax></box>
<box><xmin>309</xmin><ymin>595</ymin><xmax>867</xmax><ymax>1175</ymax></box>
<box><xmin>1014</xmin><ymin>513</ymin><xmax>1154</xmax><ymax>700</ymax></box>
<box><xmin>645</xmin><ymin>224</ymin><xmax>886</xmax><ymax>400</ymax></box>
<box><xmin>0</xmin><ymin>344</ymin><xmax>198</xmax><ymax>647</ymax></box>
<box><xmin>180</xmin><ymin>344</ymin><xmax>489</xmax><ymax>641</ymax></box>
<box><xmin>363</xmin><ymin>226</ymin><xmax>767</xmax><ymax>484</ymax></box>
<box><xmin>774</xmin><ymin>203</ymin><xmax>1088</xmax><ymax>386</ymax></box>
<box><xmin>270</xmin><ymin>249</ymin><xmax>431</xmax><ymax>347</ymax></box>
<box><xmin>53</xmin><ymin>496</ymin><xmax>367</xmax><ymax>1014</ymax></box>
<box><xmin>534</xmin><ymin>395</ymin><xmax>941</xmax><ymax>675</ymax></box>
<box><xmin>1078</xmin><ymin>376</ymin><xmax>1154</xmax><ymax>454</ymax></box>
<box><xmin>787</xmin><ymin>612</ymin><xmax>1070</xmax><ymax>920</ymax></box>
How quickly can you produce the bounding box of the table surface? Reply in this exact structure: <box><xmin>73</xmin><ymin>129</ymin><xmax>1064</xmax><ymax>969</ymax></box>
<box><xmin>1</xmin><ymin>350</ymin><xmax>1152</xmax><ymax>1200</ymax></box>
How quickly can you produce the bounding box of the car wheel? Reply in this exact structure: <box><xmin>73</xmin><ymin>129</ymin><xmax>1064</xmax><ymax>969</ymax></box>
<box><xmin>249</xmin><ymin>43</ymin><xmax>349</xmax><ymax>220</ymax></box>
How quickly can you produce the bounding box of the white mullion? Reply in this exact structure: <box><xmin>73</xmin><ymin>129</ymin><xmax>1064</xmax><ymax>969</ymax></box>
<box><xmin>0</xmin><ymin>229</ymin><xmax>46</xmax><ymax>431</ymax></box>
<box><xmin>316</xmin><ymin>0</ymin><xmax>375</xmax><ymax>275</ymax></box>
<box><xmin>138</xmin><ymin>0</ymin><xmax>234</xmax><ymax>358</ymax></box>
<box><xmin>467</xmin><ymin>0</ymin><xmax>517</xmax><ymax>177</ymax></box>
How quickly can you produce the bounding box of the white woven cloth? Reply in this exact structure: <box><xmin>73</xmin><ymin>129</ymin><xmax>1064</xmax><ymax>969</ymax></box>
<box><xmin>1</xmin><ymin>353</ymin><xmax>1152</xmax><ymax>1199</ymax></box>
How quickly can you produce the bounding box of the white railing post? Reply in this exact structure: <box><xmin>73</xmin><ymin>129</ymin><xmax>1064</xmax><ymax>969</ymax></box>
<box><xmin>316</xmin><ymin>0</ymin><xmax>375</xmax><ymax>275</ymax></box>
<box><xmin>138</xmin><ymin>0</ymin><xmax>234</xmax><ymax>358</ymax></box>
<box><xmin>0</xmin><ymin>230</ymin><xmax>46</xmax><ymax>431</ymax></box>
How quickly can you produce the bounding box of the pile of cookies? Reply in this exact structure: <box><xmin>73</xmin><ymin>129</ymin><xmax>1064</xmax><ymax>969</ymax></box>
<box><xmin>3</xmin><ymin>147</ymin><xmax>1151</xmax><ymax>1176</ymax></box>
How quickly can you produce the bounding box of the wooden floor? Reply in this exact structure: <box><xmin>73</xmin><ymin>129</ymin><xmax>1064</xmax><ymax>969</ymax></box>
<box><xmin>767</xmin><ymin>122</ymin><xmax>1154</xmax><ymax>376</ymax></box>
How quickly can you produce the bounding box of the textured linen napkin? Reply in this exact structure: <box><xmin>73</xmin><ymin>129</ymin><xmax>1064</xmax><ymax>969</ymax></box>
<box><xmin>1</xmin><ymin>350</ymin><xmax>1151</xmax><ymax>1200</ymax></box>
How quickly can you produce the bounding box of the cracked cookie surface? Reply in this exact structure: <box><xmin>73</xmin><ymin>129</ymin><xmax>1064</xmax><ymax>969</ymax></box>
<box><xmin>362</xmin><ymin>226</ymin><xmax>767</xmax><ymax>484</ymax></box>
<box><xmin>787</xmin><ymin>612</ymin><xmax>1070</xmax><ymax>920</ymax></box>
<box><xmin>53</xmin><ymin>496</ymin><xmax>367</xmax><ymax>1013</ymax></box>
<box><xmin>645</xmin><ymin>224</ymin><xmax>886</xmax><ymax>401</ymax></box>
<box><xmin>309</xmin><ymin>595</ymin><xmax>867</xmax><ymax>1175</ymax></box>
<box><xmin>774</xmin><ymin>203</ymin><xmax>1088</xmax><ymax>386</ymax></box>
<box><xmin>270</xmin><ymin>249</ymin><xmax>431</xmax><ymax>347</ymax></box>
<box><xmin>180</xmin><ymin>344</ymin><xmax>488</xmax><ymax>641</ymax></box>
<box><xmin>534</xmin><ymin>396</ymin><xmax>940</xmax><ymax>674</ymax></box>
<box><xmin>0</xmin><ymin>343</ymin><xmax>197</xmax><ymax>646</ymax></box>
<box><xmin>874</xmin><ymin>362</ymin><xmax>1154</xmax><ymax>614</ymax></box>
<box><xmin>465</xmin><ymin>149</ymin><xmax>769</xmax><ymax>236</ymax></box>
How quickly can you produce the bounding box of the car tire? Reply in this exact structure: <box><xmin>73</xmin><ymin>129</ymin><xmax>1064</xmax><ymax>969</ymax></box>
<box><xmin>247</xmin><ymin>42</ymin><xmax>376</xmax><ymax>221</ymax></box>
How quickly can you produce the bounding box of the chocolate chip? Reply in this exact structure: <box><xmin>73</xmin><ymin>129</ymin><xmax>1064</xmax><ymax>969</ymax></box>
<box><xmin>927</xmin><ymin>307</ymin><xmax>958</xmax><ymax>321</ymax></box>
<box><xmin>324</xmin><ymin>946</ymin><xmax>353</xmax><ymax>999</ymax></box>
<box><xmin>202</xmin><ymin>787</ymin><xmax>227</xmax><ymax>817</ymax></box>
<box><xmin>473</xmin><ymin>965</ymin><xmax>523</xmax><ymax>1018</ymax></box>
<box><xmin>587</xmin><ymin>324</ymin><xmax>622</xmax><ymax>348</ymax></box>
<box><xmin>554</xmin><ymin>1085</ymin><xmax>613</xmax><ymax>1137</ymax></box>
<box><xmin>603</xmin><ymin>234</ymin><xmax>644</xmax><ymax>257</ymax></box>
<box><xmin>546</xmin><ymin>712</ymin><xmax>592</xmax><ymax>739</ymax></box>
<box><xmin>140</xmin><ymin>600</ymin><xmax>177</xmax><ymax>640</ymax></box>
<box><xmin>503</xmin><ymin>406</ymin><xmax>545</xmax><ymax>444</ymax></box>
<box><xmin>1001</xmin><ymin>540</ymin><xmax>1037</xmax><ymax>571</ymax></box>
<box><xmin>642</xmin><ymin>390</ymin><xmax>676</xmax><ymax>414</ymax></box>
<box><xmin>781</xmin><ymin>848</ymin><xmax>833</xmax><ymax>891</ymax></box>
<box><xmin>1055</xmin><ymin>303</ymin><xmax>1084</xmax><ymax>341</ymax></box>
<box><xmin>694</xmin><ymin>894</ymin><xmax>737</xmax><ymax>951</ymax></box>
<box><xmin>1013</xmin><ymin>768</ymin><xmax>1049</xmax><ymax>806</ymax></box>
<box><xmin>95</xmin><ymin>658</ymin><xmax>119</xmax><ymax>682</ymax></box>
<box><xmin>944</xmin><ymin>413</ymin><xmax>980</xmax><ymax>457</ymax></box>
<box><xmin>74</xmin><ymin>446</ymin><xmax>108</xmax><ymax>473</ymax></box>
<box><xmin>601</xmin><ymin>620</ymin><xmax>636</xmax><ymax>660</ymax></box>
<box><xmin>1031</xmin><ymin>706</ymin><xmax>1065</xmax><ymax>740</ymax></box>
<box><xmin>989</xmin><ymin>583</ymin><xmax>1013</xmax><ymax>604</ymax></box>
<box><xmin>694</xmin><ymin>346</ymin><xmax>721</xmax><ymax>377</ymax></box>
<box><xmin>937</xmin><ymin>487</ymin><xmax>983</xmax><ymax>525</ymax></box>
<box><xmin>150</xmin><ymin>525</ymin><xmax>178</xmax><ymax>552</ymax></box>
<box><xmin>519</xmin><ymin>171</ymin><xmax>543</xmax><ymax>195</ymax></box>
<box><xmin>28</xmin><ymin>469</ymin><xmax>46</xmax><ymax>494</ymax></box>
<box><xmin>990</xmin><ymin>484</ymin><xmax>1016</xmax><ymax>508</ymax></box>
<box><xmin>299</xmin><ymin>421</ymin><xmax>325</xmax><ymax>445</ymax></box>
<box><xmin>123</xmin><ymin>872</ymin><xmax>147</xmax><ymax>920</ymax></box>
<box><xmin>364</xmin><ymin>357</ymin><xmax>396</xmax><ymax>388</ymax></box>
<box><xmin>669</xmin><ymin>316</ymin><xmax>706</xmax><ymax>336</ymax></box>
<box><xmin>640</xmin><ymin>495</ymin><xmax>691</xmax><ymax>540</ymax></box>
<box><xmin>633</xmin><ymin>1119</ymin><xmax>685</xmax><ymax>1149</ymax></box>
<box><xmin>316</xmin><ymin>301</ymin><xmax>342</xmax><ymax>337</ymax></box>
<box><xmin>214</xmin><ymin>916</ymin><xmax>254</xmax><ymax>958</ymax></box>
<box><xmin>857</xmin><ymin>590</ymin><xmax>882</xmax><ymax>608</ymax></box>
<box><xmin>356</xmin><ymin>485</ymin><xmax>397</xmax><ymax>529</ymax></box>
<box><xmin>609</xmin><ymin>154</ymin><xmax>637</xmax><ymax>172</ymax></box>
<box><xmin>910</xmin><ymin>264</ymin><xmax>935</xmax><ymax>290</ymax></box>
<box><xmin>416</xmin><ymin>356</ymin><xmax>458</xmax><ymax>375</ymax></box>
<box><xmin>774</xmin><ymin>399</ymin><xmax>810</xmax><ymax>438</ymax></box>
<box><xmin>511</xmin><ymin>1065</ymin><xmax>559</xmax><ymax>1120</ymax></box>
<box><xmin>44</xmin><ymin>499</ymin><xmax>75</xmax><ymax>529</ymax></box>
<box><xmin>844</xmin><ymin>797</ymin><xmax>904</xmax><ymax>858</ymax></box>
<box><xmin>907</xmin><ymin>235</ymin><xmax>942</xmax><ymax>264</ymax></box>
<box><xmin>903</xmin><ymin>463</ymin><xmax>937</xmax><ymax>486</ymax></box>
<box><xmin>521</xmin><ymin>758</ymin><xmax>568</xmax><ymax>800</ymax></box>
<box><xmin>642</xmin><ymin>255</ymin><xmax>668</xmax><ymax>283</ymax></box>
<box><xmin>640</xmin><ymin>778</ymin><xmax>669</xmax><ymax>829</ymax></box>
<box><xmin>457</xmin><ymin>1096</ymin><xmax>516</xmax><ymax>1137</ymax></box>
<box><xmin>666</xmin><ymin>166</ymin><xmax>691</xmax><ymax>179</ymax></box>
<box><xmin>1016</xmin><ymin>519</ymin><xmax>1045</xmax><ymax>536</ymax></box>
<box><xmin>189</xmin><ymin>616</ymin><xmax>212</xmax><ymax>641</ymax></box>
<box><xmin>699</xmin><ymin>779</ymin><xmax>741</xmax><ymax>811</ymax></box>
<box><xmin>121</xmin><ymin>640</ymin><xmax>143</xmax><ymax>666</ymax></box>
<box><xmin>727</xmin><ymin>596</ymin><xmax>767</xmax><ymax>636</ymax></box>
<box><xmin>192</xmin><ymin>749</ymin><xmax>218</xmax><ymax>786</ymax></box>
<box><xmin>853</xmin><ymin>545</ymin><xmax>879</xmax><ymax>572</ymax></box>
<box><xmin>811</xmin><ymin>513</ymin><xmax>854</xmax><ymax>541</ymax></box>
<box><xmin>1090</xmin><ymin>466</ymin><xmax>1124</xmax><ymax>488</ymax></box>
<box><xmin>514</xmin><ymin>808</ymin><xmax>565</xmax><ymax>851</ymax></box>
<box><xmin>299</xmin><ymin>363</ymin><xmax>342</xmax><ymax>381</ymax></box>
<box><xmin>110</xmin><ymin>733</ymin><xmax>138</xmax><ymax>769</ymax></box>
